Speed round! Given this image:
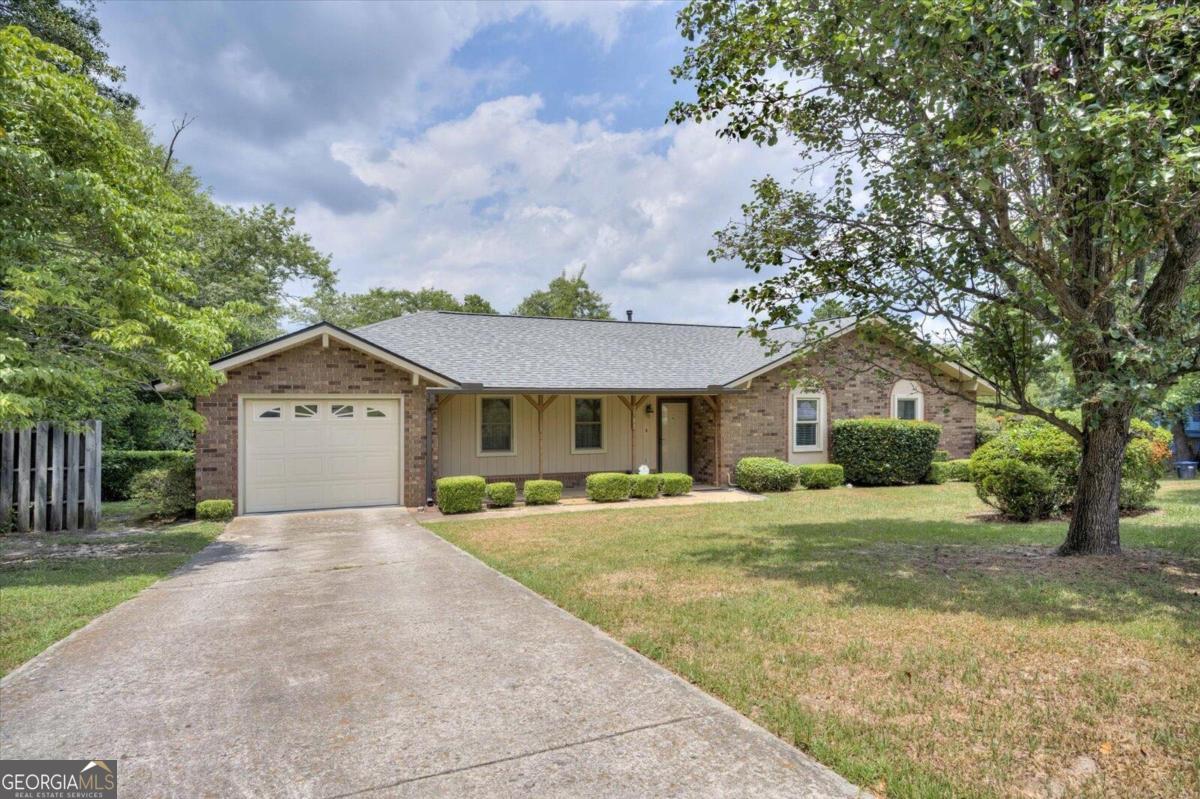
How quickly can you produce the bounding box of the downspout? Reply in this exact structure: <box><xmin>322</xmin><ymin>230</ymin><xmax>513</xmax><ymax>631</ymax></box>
<box><xmin>425</xmin><ymin>401</ymin><xmax>434</xmax><ymax>506</ymax></box>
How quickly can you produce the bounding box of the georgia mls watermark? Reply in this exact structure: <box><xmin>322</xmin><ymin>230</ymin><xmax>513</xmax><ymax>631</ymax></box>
<box><xmin>1</xmin><ymin>760</ymin><xmax>116</xmax><ymax>799</ymax></box>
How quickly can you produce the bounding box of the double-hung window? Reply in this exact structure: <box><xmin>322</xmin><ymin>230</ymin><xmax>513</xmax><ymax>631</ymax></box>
<box><xmin>479</xmin><ymin>397</ymin><xmax>513</xmax><ymax>454</ymax></box>
<box><xmin>792</xmin><ymin>391</ymin><xmax>824</xmax><ymax>452</ymax></box>
<box><xmin>891</xmin><ymin>381</ymin><xmax>924</xmax><ymax>421</ymax></box>
<box><xmin>573</xmin><ymin>397</ymin><xmax>604</xmax><ymax>452</ymax></box>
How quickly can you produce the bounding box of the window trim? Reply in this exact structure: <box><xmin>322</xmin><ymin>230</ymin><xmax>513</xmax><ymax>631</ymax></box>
<box><xmin>891</xmin><ymin>380</ymin><xmax>924</xmax><ymax>421</ymax></box>
<box><xmin>790</xmin><ymin>388</ymin><xmax>825</xmax><ymax>453</ymax></box>
<box><xmin>569</xmin><ymin>395</ymin><xmax>607</xmax><ymax>455</ymax></box>
<box><xmin>329</xmin><ymin>402</ymin><xmax>356</xmax><ymax>420</ymax></box>
<box><xmin>476</xmin><ymin>395</ymin><xmax>516</xmax><ymax>457</ymax></box>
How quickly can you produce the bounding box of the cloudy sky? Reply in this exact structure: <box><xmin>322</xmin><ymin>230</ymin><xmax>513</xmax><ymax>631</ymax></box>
<box><xmin>98</xmin><ymin>1</ymin><xmax>805</xmax><ymax>325</ymax></box>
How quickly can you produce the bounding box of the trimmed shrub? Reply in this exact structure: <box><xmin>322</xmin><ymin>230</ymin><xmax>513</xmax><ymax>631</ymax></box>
<box><xmin>932</xmin><ymin>449</ymin><xmax>950</xmax><ymax>462</ymax></box>
<box><xmin>798</xmin><ymin>463</ymin><xmax>843</xmax><ymax>489</ymax></box>
<box><xmin>104</xmin><ymin>450</ymin><xmax>193</xmax><ymax>501</ymax></box>
<box><xmin>946</xmin><ymin>460</ymin><xmax>972</xmax><ymax>482</ymax></box>
<box><xmin>831</xmin><ymin>418</ymin><xmax>942</xmax><ymax>486</ymax></box>
<box><xmin>523</xmin><ymin>479</ymin><xmax>562</xmax><ymax>505</ymax></box>
<box><xmin>977</xmin><ymin>459</ymin><xmax>1059</xmax><ymax>521</ymax></box>
<box><xmin>196</xmin><ymin>499</ymin><xmax>234</xmax><ymax>521</ymax></box>
<box><xmin>660</xmin><ymin>473</ymin><xmax>693</xmax><ymax>496</ymax></box>
<box><xmin>130</xmin><ymin>454</ymin><xmax>195</xmax><ymax>518</ymax></box>
<box><xmin>970</xmin><ymin>416</ymin><xmax>1171</xmax><ymax>515</ymax></box>
<box><xmin>485</xmin><ymin>482</ymin><xmax>516</xmax><ymax>508</ymax></box>
<box><xmin>923</xmin><ymin>461</ymin><xmax>952</xmax><ymax>484</ymax></box>
<box><xmin>734</xmin><ymin>457</ymin><xmax>801</xmax><ymax>492</ymax></box>
<box><xmin>586</xmin><ymin>472</ymin><xmax>633</xmax><ymax>502</ymax></box>
<box><xmin>436</xmin><ymin>475</ymin><xmax>485</xmax><ymax>514</ymax></box>
<box><xmin>630</xmin><ymin>473</ymin><xmax>662</xmax><ymax>499</ymax></box>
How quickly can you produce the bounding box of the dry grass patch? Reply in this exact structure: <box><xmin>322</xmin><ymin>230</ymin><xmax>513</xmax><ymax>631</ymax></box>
<box><xmin>430</xmin><ymin>481</ymin><xmax>1200</xmax><ymax>798</ymax></box>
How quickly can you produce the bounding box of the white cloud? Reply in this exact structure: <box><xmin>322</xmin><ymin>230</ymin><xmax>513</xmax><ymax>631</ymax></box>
<box><xmin>300</xmin><ymin>95</ymin><xmax>804</xmax><ymax>324</ymax></box>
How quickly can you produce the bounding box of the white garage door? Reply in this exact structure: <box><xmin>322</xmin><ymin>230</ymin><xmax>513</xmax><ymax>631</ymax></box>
<box><xmin>244</xmin><ymin>398</ymin><xmax>401</xmax><ymax>513</ymax></box>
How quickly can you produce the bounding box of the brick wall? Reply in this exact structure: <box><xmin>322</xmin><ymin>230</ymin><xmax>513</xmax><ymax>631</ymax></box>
<box><xmin>708</xmin><ymin>329</ymin><xmax>977</xmax><ymax>484</ymax></box>
<box><xmin>195</xmin><ymin>339</ymin><xmax>428</xmax><ymax>511</ymax></box>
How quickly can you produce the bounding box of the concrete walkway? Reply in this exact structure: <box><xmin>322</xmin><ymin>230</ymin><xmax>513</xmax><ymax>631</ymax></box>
<box><xmin>0</xmin><ymin>507</ymin><xmax>863</xmax><ymax>798</ymax></box>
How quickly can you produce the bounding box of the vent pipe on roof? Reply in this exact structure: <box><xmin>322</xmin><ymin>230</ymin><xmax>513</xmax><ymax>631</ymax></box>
<box><xmin>625</xmin><ymin>309</ymin><xmax>633</xmax><ymax>322</ymax></box>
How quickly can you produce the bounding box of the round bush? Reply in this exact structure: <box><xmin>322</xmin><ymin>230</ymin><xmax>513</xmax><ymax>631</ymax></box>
<box><xmin>586</xmin><ymin>472</ymin><xmax>633</xmax><ymax>502</ymax></box>
<box><xmin>196</xmin><ymin>499</ymin><xmax>234</xmax><ymax>521</ymax></box>
<box><xmin>104</xmin><ymin>450</ymin><xmax>193</xmax><ymax>501</ymax></box>
<box><xmin>831</xmin><ymin>418</ymin><xmax>943</xmax><ymax>486</ymax></box>
<box><xmin>734</xmin><ymin>457</ymin><xmax>801</xmax><ymax>492</ymax></box>
<box><xmin>978</xmin><ymin>459</ymin><xmax>1059</xmax><ymax>521</ymax></box>
<box><xmin>130</xmin><ymin>454</ymin><xmax>195</xmax><ymax>518</ymax></box>
<box><xmin>523</xmin><ymin>480</ymin><xmax>562</xmax><ymax>505</ymax></box>
<box><xmin>946</xmin><ymin>460</ymin><xmax>972</xmax><ymax>482</ymax></box>
<box><xmin>923</xmin><ymin>461</ymin><xmax>952</xmax><ymax>485</ymax></box>
<box><xmin>436</xmin><ymin>475</ymin><xmax>485</xmax><ymax>514</ymax></box>
<box><xmin>630</xmin><ymin>473</ymin><xmax>662</xmax><ymax>499</ymax></box>
<box><xmin>659</xmin><ymin>472</ymin><xmax>693</xmax><ymax>496</ymax></box>
<box><xmin>797</xmin><ymin>463</ymin><xmax>843</xmax><ymax>489</ymax></box>
<box><xmin>485</xmin><ymin>481</ymin><xmax>516</xmax><ymax>508</ymax></box>
<box><xmin>970</xmin><ymin>416</ymin><xmax>1170</xmax><ymax>514</ymax></box>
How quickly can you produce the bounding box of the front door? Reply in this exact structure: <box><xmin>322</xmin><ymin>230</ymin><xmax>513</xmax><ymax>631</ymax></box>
<box><xmin>659</xmin><ymin>401</ymin><xmax>689</xmax><ymax>474</ymax></box>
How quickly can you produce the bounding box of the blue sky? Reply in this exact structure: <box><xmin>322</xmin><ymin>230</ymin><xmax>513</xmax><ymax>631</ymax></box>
<box><xmin>97</xmin><ymin>1</ymin><xmax>804</xmax><ymax>324</ymax></box>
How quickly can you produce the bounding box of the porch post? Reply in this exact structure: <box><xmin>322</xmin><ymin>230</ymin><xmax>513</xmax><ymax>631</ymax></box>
<box><xmin>616</xmin><ymin>395</ymin><xmax>647</xmax><ymax>472</ymax></box>
<box><xmin>522</xmin><ymin>394</ymin><xmax>556</xmax><ymax>479</ymax></box>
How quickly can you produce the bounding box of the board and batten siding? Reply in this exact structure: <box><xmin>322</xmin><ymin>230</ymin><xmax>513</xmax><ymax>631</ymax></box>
<box><xmin>438</xmin><ymin>394</ymin><xmax>659</xmax><ymax>477</ymax></box>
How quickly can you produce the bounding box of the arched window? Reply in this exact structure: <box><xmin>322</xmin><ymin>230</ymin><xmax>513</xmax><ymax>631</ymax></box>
<box><xmin>891</xmin><ymin>380</ymin><xmax>924</xmax><ymax>421</ymax></box>
<box><xmin>790</xmin><ymin>386</ymin><xmax>826</xmax><ymax>452</ymax></box>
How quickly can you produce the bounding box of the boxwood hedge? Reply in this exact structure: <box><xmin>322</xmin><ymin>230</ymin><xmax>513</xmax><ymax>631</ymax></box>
<box><xmin>797</xmin><ymin>463</ymin><xmax>843</xmax><ymax>489</ymax></box>
<box><xmin>831</xmin><ymin>418</ymin><xmax>942</xmax><ymax>486</ymax></box>
<box><xmin>734</xmin><ymin>457</ymin><xmax>801</xmax><ymax>492</ymax></box>
<box><xmin>485</xmin><ymin>481</ymin><xmax>516</xmax><ymax>508</ymax></box>
<box><xmin>659</xmin><ymin>472</ymin><xmax>693</xmax><ymax>496</ymax></box>
<box><xmin>523</xmin><ymin>480</ymin><xmax>562</xmax><ymax>505</ymax></box>
<box><xmin>630</xmin><ymin>473</ymin><xmax>662</xmax><ymax>499</ymax></box>
<box><xmin>195</xmin><ymin>499</ymin><xmax>234</xmax><ymax>521</ymax></box>
<box><xmin>436</xmin><ymin>475</ymin><xmax>485</xmax><ymax>514</ymax></box>
<box><xmin>586</xmin><ymin>472</ymin><xmax>632</xmax><ymax>502</ymax></box>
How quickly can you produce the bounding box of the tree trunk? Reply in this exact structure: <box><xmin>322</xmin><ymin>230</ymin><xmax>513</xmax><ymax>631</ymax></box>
<box><xmin>1058</xmin><ymin>405</ymin><xmax>1132</xmax><ymax>556</ymax></box>
<box><xmin>1171</xmin><ymin>420</ymin><xmax>1197</xmax><ymax>461</ymax></box>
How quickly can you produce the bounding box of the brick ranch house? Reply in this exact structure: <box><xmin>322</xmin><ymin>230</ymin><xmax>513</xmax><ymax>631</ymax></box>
<box><xmin>192</xmin><ymin>312</ymin><xmax>993</xmax><ymax>514</ymax></box>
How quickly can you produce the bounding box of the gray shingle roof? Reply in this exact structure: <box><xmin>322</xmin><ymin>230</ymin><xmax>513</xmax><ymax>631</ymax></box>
<box><xmin>353</xmin><ymin>312</ymin><xmax>854</xmax><ymax>391</ymax></box>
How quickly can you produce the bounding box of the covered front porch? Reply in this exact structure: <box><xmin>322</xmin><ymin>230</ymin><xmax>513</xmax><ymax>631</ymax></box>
<box><xmin>426</xmin><ymin>390</ymin><xmax>733</xmax><ymax>498</ymax></box>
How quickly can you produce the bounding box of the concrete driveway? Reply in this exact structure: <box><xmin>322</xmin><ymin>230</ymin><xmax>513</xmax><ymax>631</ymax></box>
<box><xmin>0</xmin><ymin>507</ymin><xmax>862</xmax><ymax>798</ymax></box>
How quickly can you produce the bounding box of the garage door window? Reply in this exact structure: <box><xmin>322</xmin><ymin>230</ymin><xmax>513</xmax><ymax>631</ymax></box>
<box><xmin>293</xmin><ymin>403</ymin><xmax>319</xmax><ymax>419</ymax></box>
<box><xmin>257</xmin><ymin>406</ymin><xmax>282</xmax><ymax>419</ymax></box>
<box><xmin>365</xmin><ymin>406</ymin><xmax>388</xmax><ymax>418</ymax></box>
<box><xmin>331</xmin><ymin>403</ymin><xmax>355</xmax><ymax>420</ymax></box>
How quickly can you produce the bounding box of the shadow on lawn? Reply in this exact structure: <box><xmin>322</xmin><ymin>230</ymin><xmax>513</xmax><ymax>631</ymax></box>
<box><xmin>686</xmin><ymin>519</ymin><xmax>1200</xmax><ymax>633</ymax></box>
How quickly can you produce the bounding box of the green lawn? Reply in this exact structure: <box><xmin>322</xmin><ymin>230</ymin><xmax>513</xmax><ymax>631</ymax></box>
<box><xmin>428</xmin><ymin>481</ymin><xmax>1200</xmax><ymax>799</ymax></box>
<box><xmin>0</xmin><ymin>504</ymin><xmax>223</xmax><ymax>676</ymax></box>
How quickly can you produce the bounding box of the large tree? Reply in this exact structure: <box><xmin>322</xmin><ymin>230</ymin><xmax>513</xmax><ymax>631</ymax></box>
<box><xmin>671</xmin><ymin>0</ymin><xmax>1200</xmax><ymax>554</ymax></box>
<box><xmin>1</xmin><ymin>25</ymin><xmax>241</xmax><ymax>426</ymax></box>
<box><xmin>297</xmin><ymin>286</ymin><xmax>496</xmax><ymax>329</ymax></box>
<box><xmin>514</xmin><ymin>266</ymin><xmax>613</xmax><ymax>319</ymax></box>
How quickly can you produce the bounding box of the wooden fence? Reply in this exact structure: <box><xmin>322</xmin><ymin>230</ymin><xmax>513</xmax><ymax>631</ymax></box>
<box><xmin>1</xmin><ymin>421</ymin><xmax>102</xmax><ymax>533</ymax></box>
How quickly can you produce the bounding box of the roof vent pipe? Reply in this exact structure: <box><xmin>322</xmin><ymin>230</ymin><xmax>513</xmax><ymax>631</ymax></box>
<box><xmin>625</xmin><ymin>310</ymin><xmax>633</xmax><ymax>322</ymax></box>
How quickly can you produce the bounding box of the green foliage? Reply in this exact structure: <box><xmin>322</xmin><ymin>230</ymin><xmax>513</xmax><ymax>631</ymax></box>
<box><xmin>932</xmin><ymin>450</ymin><xmax>950</xmax><ymax>463</ymax></box>
<box><xmin>195</xmin><ymin>499</ymin><xmax>234</xmax><ymax>522</ymax></box>
<box><xmin>630</xmin><ymin>473</ymin><xmax>662</xmax><ymax>499</ymax></box>
<box><xmin>97</xmin><ymin>389</ymin><xmax>193</xmax><ymax>451</ymax></box>
<box><xmin>0</xmin><ymin>26</ymin><xmax>244</xmax><ymax>427</ymax></box>
<box><xmin>523</xmin><ymin>479</ymin><xmax>562</xmax><ymax>505</ymax></box>
<box><xmin>977</xmin><ymin>459</ymin><xmax>1060</xmax><ymax>522</ymax></box>
<box><xmin>103</xmin><ymin>450</ymin><xmax>193</xmax><ymax>501</ymax></box>
<box><xmin>797</xmin><ymin>463</ymin><xmax>843</xmax><ymax>490</ymax></box>
<box><xmin>659</xmin><ymin>472</ymin><xmax>693</xmax><ymax>496</ymax></box>
<box><xmin>810</xmin><ymin>298</ymin><xmax>848</xmax><ymax>321</ymax></box>
<box><xmin>971</xmin><ymin>417</ymin><xmax>1171</xmax><ymax>514</ymax></box>
<box><xmin>298</xmin><ymin>286</ymin><xmax>496</xmax><ymax>329</ymax></box>
<box><xmin>514</xmin><ymin>266</ymin><xmax>612</xmax><ymax>319</ymax></box>
<box><xmin>435</xmin><ymin>476</ymin><xmax>485</xmax><ymax>515</ymax></box>
<box><xmin>947</xmin><ymin>460</ymin><xmax>972</xmax><ymax>482</ymax></box>
<box><xmin>671</xmin><ymin>0</ymin><xmax>1200</xmax><ymax>549</ymax></box>
<box><xmin>923</xmin><ymin>462</ymin><xmax>952</xmax><ymax>485</ymax></box>
<box><xmin>734</xmin><ymin>457</ymin><xmax>801</xmax><ymax>492</ymax></box>
<box><xmin>129</xmin><ymin>454</ymin><xmax>195</xmax><ymax>518</ymax></box>
<box><xmin>831</xmin><ymin>419</ymin><xmax>942</xmax><ymax>486</ymax></box>
<box><xmin>484</xmin><ymin>481</ymin><xmax>516</xmax><ymax>509</ymax></box>
<box><xmin>586</xmin><ymin>472</ymin><xmax>632</xmax><ymax>502</ymax></box>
